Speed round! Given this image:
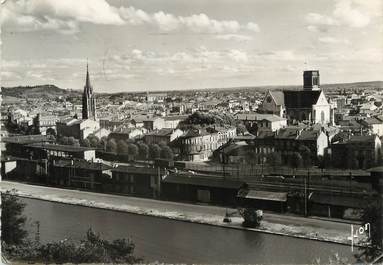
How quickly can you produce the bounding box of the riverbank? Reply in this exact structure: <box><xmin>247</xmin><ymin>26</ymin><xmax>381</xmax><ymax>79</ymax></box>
<box><xmin>0</xmin><ymin>181</ymin><xmax>364</xmax><ymax>247</ymax></box>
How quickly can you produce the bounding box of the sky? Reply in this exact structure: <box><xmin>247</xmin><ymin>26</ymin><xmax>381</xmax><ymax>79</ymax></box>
<box><xmin>1</xmin><ymin>0</ymin><xmax>382</xmax><ymax>93</ymax></box>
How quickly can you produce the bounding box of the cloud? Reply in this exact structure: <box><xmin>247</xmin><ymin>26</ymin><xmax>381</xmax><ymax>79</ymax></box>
<box><xmin>118</xmin><ymin>6</ymin><xmax>259</xmax><ymax>34</ymax></box>
<box><xmin>305</xmin><ymin>0</ymin><xmax>382</xmax><ymax>31</ymax></box>
<box><xmin>215</xmin><ymin>34</ymin><xmax>253</xmax><ymax>42</ymax></box>
<box><xmin>1</xmin><ymin>0</ymin><xmax>124</xmax><ymax>33</ymax></box>
<box><xmin>228</xmin><ymin>49</ymin><xmax>248</xmax><ymax>62</ymax></box>
<box><xmin>318</xmin><ymin>36</ymin><xmax>350</xmax><ymax>45</ymax></box>
<box><xmin>305</xmin><ymin>13</ymin><xmax>339</xmax><ymax>26</ymax></box>
<box><xmin>2</xmin><ymin>1</ymin><xmax>260</xmax><ymax>35</ymax></box>
<box><xmin>333</xmin><ymin>0</ymin><xmax>371</xmax><ymax>28</ymax></box>
<box><xmin>246</xmin><ymin>22</ymin><xmax>261</xmax><ymax>32</ymax></box>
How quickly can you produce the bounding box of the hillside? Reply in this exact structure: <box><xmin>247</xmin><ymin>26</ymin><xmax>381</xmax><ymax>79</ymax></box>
<box><xmin>1</xmin><ymin>85</ymin><xmax>81</xmax><ymax>99</ymax></box>
<box><xmin>1</xmin><ymin>81</ymin><xmax>382</xmax><ymax>98</ymax></box>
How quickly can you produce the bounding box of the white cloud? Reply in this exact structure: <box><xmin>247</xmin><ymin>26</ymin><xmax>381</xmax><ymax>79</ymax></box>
<box><xmin>305</xmin><ymin>13</ymin><xmax>339</xmax><ymax>26</ymax></box>
<box><xmin>305</xmin><ymin>0</ymin><xmax>382</xmax><ymax>31</ymax></box>
<box><xmin>318</xmin><ymin>36</ymin><xmax>350</xmax><ymax>45</ymax></box>
<box><xmin>246</xmin><ymin>22</ymin><xmax>260</xmax><ymax>32</ymax></box>
<box><xmin>119</xmin><ymin>6</ymin><xmax>258</xmax><ymax>34</ymax></box>
<box><xmin>1</xmin><ymin>0</ymin><xmax>124</xmax><ymax>33</ymax></box>
<box><xmin>333</xmin><ymin>0</ymin><xmax>370</xmax><ymax>28</ymax></box>
<box><xmin>117</xmin><ymin>6</ymin><xmax>151</xmax><ymax>25</ymax></box>
<box><xmin>228</xmin><ymin>49</ymin><xmax>248</xmax><ymax>62</ymax></box>
<box><xmin>2</xmin><ymin>1</ymin><xmax>260</xmax><ymax>35</ymax></box>
<box><xmin>152</xmin><ymin>11</ymin><xmax>180</xmax><ymax>32</ymax></box>
<box><xmin>215</xmin><ymin>34</ymin><xmax>253</xmax><ymax>42</ymax></box>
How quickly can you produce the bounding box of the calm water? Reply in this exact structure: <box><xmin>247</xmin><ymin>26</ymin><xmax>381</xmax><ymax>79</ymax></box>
<box><xmin>22</xmin><ymin>198</ymin><xmax>354</xmax><ymax>264</ymax></box>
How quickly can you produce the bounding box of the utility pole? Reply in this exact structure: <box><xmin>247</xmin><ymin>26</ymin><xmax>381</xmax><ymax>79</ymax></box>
<box><xmin>304</xmin><ymin>175</ymin><xmax>307</xmax><ymax>217</ymax></box>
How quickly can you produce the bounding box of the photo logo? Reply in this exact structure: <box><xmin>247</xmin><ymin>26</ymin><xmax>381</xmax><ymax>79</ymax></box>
<box><xmin>348</xmin><ymin>223</ymin><xmax>370</xmax><ymax>252</ymax></box>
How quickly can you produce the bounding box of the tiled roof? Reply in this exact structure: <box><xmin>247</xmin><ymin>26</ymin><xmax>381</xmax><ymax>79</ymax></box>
<box><xmin>275</xmin><ymin>128</ymin><xmax>300</xmax><ymax>139</ymax></box>
<box><xmin>362</xmin><ymin>117</ymin><xmax>382</xmax><ymax>125</ymax></box>
<box><xmin>297</xmin><ymin>130</ymin><xmax>321</xmax><ymax>141</ymax></box>
<box><xmin>347</xmin><ymin>135</ymin><xmax>377</xmax><ymax>143</ymax></box>
<box><xmin>164</xmin><ymin>115</ymin><xmax>189</xmax><ymax>121</ymax></box>
<box><xmin>269</xmin><ymin>91</ymin><xmax>285</xmax><ymax>105</ymax></box>
<box><xmin>145</xmin><ymin>128</ymin><xmax>175</xmax><ymax>136</ymax></box>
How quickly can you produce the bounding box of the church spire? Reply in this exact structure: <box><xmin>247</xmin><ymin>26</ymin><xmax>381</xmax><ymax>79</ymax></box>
<box><xmin>82</xmin><ymin>62</ymin><xmax>96</xmax><ymax>120</ymax></box>
<box><xmin>85</xmin><ymin>60</ymin><xmax>92</xmax><ymax>93</ymax></box>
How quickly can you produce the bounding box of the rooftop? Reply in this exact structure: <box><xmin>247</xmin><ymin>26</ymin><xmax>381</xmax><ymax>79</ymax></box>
<box><xmin>2</xmin><ymin>135</ymin><xmax>55</xmax><ymax>145</ymax></box>
<box><xmin>163</xmin><ymin>174</ymin><xmax>244</xmax><ymax>189</ymax></box>
<box><xmin>145</xmin><ymin>128</ymin><xmax>177</xmax><ymax>137</ymax></box>
<box><xmin>236</xmin><ymin>113</ymin><xmax>286</xmax><ymax>122</ymax></box>
<box><xmin>27</xmin><ymin>143</ymin><xmax>96</xmax><ymax>152</ymax></box>
<box><xmin>52</xmin><ymin>159</ymin><xmax>111</xmax><ymax>171</ymax></box>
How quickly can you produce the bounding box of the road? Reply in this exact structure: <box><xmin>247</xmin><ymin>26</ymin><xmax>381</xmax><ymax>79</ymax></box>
<box><xmin>0</xmin><ymin>181</ymin><xmax>354</xmax><ymax>236</ymax></box>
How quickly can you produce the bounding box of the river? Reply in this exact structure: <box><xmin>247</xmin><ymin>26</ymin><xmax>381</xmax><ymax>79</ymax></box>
<box><xmin>21</xmin><ymin>198</ymin><xmax>354</xmax><ymax>264</ymax></box>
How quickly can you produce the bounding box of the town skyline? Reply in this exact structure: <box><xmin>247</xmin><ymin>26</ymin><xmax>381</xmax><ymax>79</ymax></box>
<box><xmin>1</xmin><ymin>0</ymin><xmax>382</xmax><ymax>93</ymax></box>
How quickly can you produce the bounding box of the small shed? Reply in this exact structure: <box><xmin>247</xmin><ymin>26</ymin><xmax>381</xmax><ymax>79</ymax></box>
<box><xmin>237</xmin><ymin>189</ymin><xmax>287</xmax><ymax>213</ymax></box>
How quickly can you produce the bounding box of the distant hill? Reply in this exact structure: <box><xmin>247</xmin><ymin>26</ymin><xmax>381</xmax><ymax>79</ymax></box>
<box><xmin>1</xmin><ymin>85</ymin><xmax>81</xmax><ymax>99</ymax></box>
<box><xmin>2</xmin><ymin>80</ymin><xmax>382</xmax><ymax>98</ymax></box>
<box><xmin>203</xmin><ymin>81</ymin><xmax>383</xmax><ymax>93</ymax></box>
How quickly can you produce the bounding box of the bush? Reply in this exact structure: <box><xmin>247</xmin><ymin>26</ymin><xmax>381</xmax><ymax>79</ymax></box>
<box><xmin>149</xmin><ymin>144</ymin><xmax>161</xmax><ymax>160</ymax></box>
<box><xmin>1</xmin><ymin>191</ymin><xmax>27</xmax><ymax>245</ymax></box>
<box><xmin>4</xmin><ymin>229</ymin><xmax>142</xmax><ymax>264</ymax></box>
<box><xmin>239</xmin><ymin>208</ymin><xmax>262</xmax><ymax>228</ymax></box>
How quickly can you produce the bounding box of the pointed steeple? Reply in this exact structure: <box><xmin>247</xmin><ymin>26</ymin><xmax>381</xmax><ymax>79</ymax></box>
<box><xmin>85</xmin><ymin>60</ymin><xmax>92</xmax><ymax>94</ymax></box>
<box><xmin>82</xmin><ymin>62</ymin><xmax>96</xmax><ymax>120</ymax></box>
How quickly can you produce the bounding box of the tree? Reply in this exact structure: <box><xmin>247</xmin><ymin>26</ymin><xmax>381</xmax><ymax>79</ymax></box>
<box><xmin>127</xmin><ymin>143</ymin><xmax>139</xmax><ymax>161</ymax></box>
<box><xmin>160</xmin><ymin>146</ymin><xmax>174</xmax><ymax>160</ymax></box>
<box><xmin>356</xmin><ymin>199</ymin><xmax>382</xmax><ymax>263</ymax></box>
<box><xmin>266</xmin><ymin>152</ymin><xmax>282</xmax><ymax>168</ymax></box>
<box><xmin>117</xmin><ymin>140</ymin><xmax>129</xmax><ymax>154</ymax></box>
<box><xmin>138</xmin><ymin>143</ymin><xmax>149</xmax><ymax>160</ymax></box>
<box><xmin>87</xmin><ymin>134</ymin><xmax>100</xmax><ymax>148</ymax></box>
<box><xmin>106</xmin><ymin>138</ymin><xmax>117</xmax><ymax>153</ymax></box>
<box><xmin>236</xmin><ymin>123</ymin><xmax>247</xmax><ymax>135</ymax></box>
<box><xmin>149</xmin><ymin>144</ymin><xmax>161</xmax><ymax>160</ymax></box>
<box><xmin>73</xmin><ymin>139</ymin><xmax>80</xmax><ymax>147</ymax></box>
<box><xmin>299</xmin><ymin>145</ymin><xmax>312</xmax><ymax>167</ymax></box>
<box><xmin>289</xmin><ymin>152</ymin><xmax>303</xmax><ymax>169</ymax></box>
<box><xmin>179</xmin><ymin>111</ymin><xmax>236</xmax><ymax>128</ymax></box>
<box><xmin>98</xmin><ymin>136</ymin><xmax>108</xmax><ymax>150</ymax></box>
<box><xmin>67</xmin><ymin>136</ymin><xmax>76</xmax><ymax>146</ymax></box>
<box><xmin>80</xmin><ymin>138</ymin><xmax>91</xmax><ymax>147</ymax></box>
<box><xmin>1</xmin><ymin>190</ymin><xmax>28</xmax><ymax>245</ymax></box>
<box><xmin>46</xmin><ymin>128</ymin><xmax>56</xmax><ymax>137</ymax></box>
<box><xmin>59</xmin><ymin>136</ymin><xmax>69</xmax><ymax>145</ymax></box>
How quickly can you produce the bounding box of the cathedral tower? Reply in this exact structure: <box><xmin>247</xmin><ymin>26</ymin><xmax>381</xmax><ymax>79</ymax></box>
<box><xmin>303</xmin><ymin>70</ymin><xmax>320</xmax><ymax>91</ymax></box>
<box><xmin>82</xmin><ymin>63</ymin><xmax>96</xmax><ymax>120</ymax></box>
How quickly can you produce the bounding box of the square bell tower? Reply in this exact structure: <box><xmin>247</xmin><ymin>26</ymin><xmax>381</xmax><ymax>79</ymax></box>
<box><xmin>303</xmin><ymin>70</ymin><xmax>320</xmax><ymax>91</ymax></box>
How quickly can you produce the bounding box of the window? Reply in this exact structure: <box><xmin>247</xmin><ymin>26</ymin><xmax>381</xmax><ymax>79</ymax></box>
<box><xmin>321</xmin><ymin>111</ymin><xmax>325</xmax><ymax>123</ymax></box>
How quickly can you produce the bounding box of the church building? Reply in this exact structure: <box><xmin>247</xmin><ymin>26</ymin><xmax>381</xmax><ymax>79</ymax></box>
<box><xmin>259</xmin><ymin>70</ymin><xmax>333</xmax><ymax>125</ymax></box>
<box><xmin>57</xmin><ymin>64</ymin><xmax>109</xmax><ymax>140</ymax></box>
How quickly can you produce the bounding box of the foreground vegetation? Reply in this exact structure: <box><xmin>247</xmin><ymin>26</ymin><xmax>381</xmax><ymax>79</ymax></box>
<box><xmin>1</xmin><ymin>190</ymin><xmax>142</xmax><ymax>264</ymax></box>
